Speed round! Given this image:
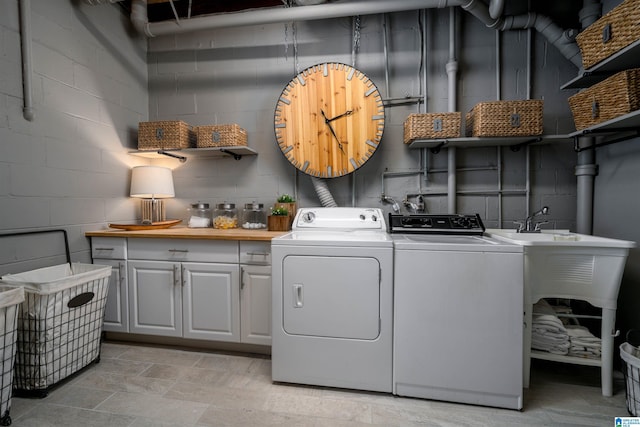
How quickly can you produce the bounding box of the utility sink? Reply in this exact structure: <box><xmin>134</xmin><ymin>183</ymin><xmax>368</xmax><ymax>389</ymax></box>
<box><xmin>485</xmin><ymin>229</ymin><xmax>636</xmax><ymax>248</ymax></box>
<box><xmin>485</xmin><ymin>228</ymin><xmax>636</xmax><ymax>397</ymax></box>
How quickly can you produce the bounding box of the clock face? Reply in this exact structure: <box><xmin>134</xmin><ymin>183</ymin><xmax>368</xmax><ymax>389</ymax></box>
<box><xmin>274</xmin><ymin>62</ymin><xmax>385</xmax><ymax>178</ymax></box>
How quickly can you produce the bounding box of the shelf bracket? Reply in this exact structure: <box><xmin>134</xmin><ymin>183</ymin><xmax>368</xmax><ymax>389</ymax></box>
<box><xmin>157</xmin><ymin>150</ymin><xmax>187</xmax><ymax>163</ymax></box>
<box><xmin>219</xmin><ymin>149</ymin><xmax>243</xmax><ymax>160</ymax></box>
<box><xmin>573</xmin><ymin>129</ymin><xmax>640</xmax><ymax>152</ymax></box>
<box><xmin>429</xmin><ymin>141</ymin><xmax>447</xmax><ymax>154</ymax></box>
<box><xmin>510</xmin><ymin>136</ymin><xmax>543</xmax><ymax>152</ymax></box>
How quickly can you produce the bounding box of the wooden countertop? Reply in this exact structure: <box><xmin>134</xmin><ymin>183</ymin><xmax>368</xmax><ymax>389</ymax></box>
<box><xmin>85</xmin><ymin>226</ymin><xmax>289</xmax><ymax>241</ymax></box>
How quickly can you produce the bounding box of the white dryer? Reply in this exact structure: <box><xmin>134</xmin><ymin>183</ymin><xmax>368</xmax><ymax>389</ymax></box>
<box><xmin>271</xmin><ymin>207</ymin><xmax>393</xmax><ymax>393</ymax></box>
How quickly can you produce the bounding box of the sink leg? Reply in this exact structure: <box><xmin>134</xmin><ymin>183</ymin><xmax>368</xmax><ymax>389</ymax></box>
<box><xmin>601</xmin><ymin>308</ymin><xmax>616</xmax><ymax>397</ymax></box>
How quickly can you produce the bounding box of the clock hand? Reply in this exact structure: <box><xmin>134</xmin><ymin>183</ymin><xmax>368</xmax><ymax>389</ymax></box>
<box><xmin>321</xmin><ymin>110</ymin><xmax>346</xmax><ymax>154</ymax></box>
<box><xmin>327</xmin><ymin>110</ymin><xmax>353</xmax><ymax>123</ymax></box>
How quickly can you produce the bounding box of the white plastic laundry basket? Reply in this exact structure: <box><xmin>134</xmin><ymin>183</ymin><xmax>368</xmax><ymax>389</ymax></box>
<box><xmin>0</xmin><ymin>263</ymin><xmax>111</xmax><ymax>397</ymax></box>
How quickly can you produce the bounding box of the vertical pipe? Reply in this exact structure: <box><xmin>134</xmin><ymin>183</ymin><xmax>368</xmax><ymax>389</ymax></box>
<box><xmin>524</xmin><ymin>27</ymin><xmax>532</xmax><ymax>217</ymax></box>
<box><xmin>575</xmin><ymin>0</ymin><xmax>601</xmax><ymax>235</ymax></box>
<box><xmin>422</xmin><ymin>9</ymin><xmax>430</xmax><ymax>184</ymax></box>
<box><xmin>496</xmin><ymin>30</ymin><xmax>502</xmax><ymax>225</ymax></box>
<box><xmin>19</xmin><ymin>0</ymin><xmax>35</xmax><ymax>121</ymax></box>
<box><xmin>446</xmin><ymin>7</ymin><xmax>458</xmax><ymax>214</ymax></box>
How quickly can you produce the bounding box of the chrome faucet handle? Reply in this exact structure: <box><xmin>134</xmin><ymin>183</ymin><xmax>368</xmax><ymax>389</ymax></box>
<box><xmin>513</xmin><ymin>220</ymin><xmax>525</xmax><ymax>232</ymax></box>
<box><xmin>533</xmin><ymin>220</ymin><xmax>549</xmax><ymax>231</ymax></box>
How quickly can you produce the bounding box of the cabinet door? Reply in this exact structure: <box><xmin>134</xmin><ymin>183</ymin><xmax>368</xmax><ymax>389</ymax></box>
<box><xmin>128</xmin><ymin>260</ymin><xmax>182</xmax><ymax>337</ymax></box>
<box><xmin>182</xmin><ymin>262</ymin><xmax>240</xmax><ymax>342</ymax></box>
<box><xmin>240</xmin><ymin>264</ymin><xmax>272</xmax><ymax>345</ymax></box>
<box><xmin>96</xmin><ymin>259</ymin><xmax>128</xmax><ymax>333</ymax></box>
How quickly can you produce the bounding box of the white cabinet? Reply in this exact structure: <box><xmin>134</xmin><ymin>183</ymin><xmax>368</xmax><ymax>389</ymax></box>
<box><xmin>127</xmin><ymin>238</ymin><xmax>240</xmax><ymax>341</ymax></box>
<box><xmin>241</xmin><ymin>264</ymin><xmax>271</xmax><ymax>345</ymax></box>
<box><xmin>90</xmin><ymin>235</ymin><xmax>272</xmax><ymax>347</ymax></box>
<box><xmin>183</xmin><ymin>262</ymin><xmax>239</xmax><ymax>341</ymax></box>
<box><xmin>239</xmin><ymin>241</ymin><xmax>272</xmax><ymax>345</ymax></box>
<box><xmin>128</xmin><ymin>260</ymin><xmax>182</xmax><ymax>337</ymax></box>
<box><xmin>92</xmin><ymin>237</ymin><xmax>129</xmax><ymax>333</ymax></box>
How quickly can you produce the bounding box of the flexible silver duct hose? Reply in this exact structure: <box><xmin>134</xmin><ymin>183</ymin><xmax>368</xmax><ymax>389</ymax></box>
<box><xmin>311</xmin><ymin>177</ymin><xmax>338</xmax><ymax>207</ymax></box>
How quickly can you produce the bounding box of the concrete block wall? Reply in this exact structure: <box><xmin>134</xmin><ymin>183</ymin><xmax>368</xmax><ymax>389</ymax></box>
<box><xmin>148</xmin><ymin>4</ymin><xmax>579</xmax><ymax>230</ymax></box>
<box><xmin>0</xmin><ymin>0</ymin><xmax>147</xmax><ymax>269</ymax></box>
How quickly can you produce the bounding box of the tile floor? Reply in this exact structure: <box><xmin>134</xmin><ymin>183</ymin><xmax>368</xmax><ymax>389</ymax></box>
<box><xmin>5</xmin><ymin>340</ymin><xmax>632</xmax><ymax>426</ymax></box>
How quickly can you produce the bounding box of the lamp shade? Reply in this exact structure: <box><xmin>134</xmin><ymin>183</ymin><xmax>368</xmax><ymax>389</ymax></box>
<box><xmin>130</xmin><ymin>166</ymin><xmax>175</xmax><ymax>198</ymax></box>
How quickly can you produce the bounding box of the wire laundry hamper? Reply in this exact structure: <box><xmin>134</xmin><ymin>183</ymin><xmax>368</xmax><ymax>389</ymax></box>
<box><xmin>0</xmin><ymin>286</ymin><xmax>24</xmax><ymax>426</ymax></box>
<box><xmin>621</xmin><ymin>330</ymin><xmax>640</xmax><ymax>416</ymax></box>
<box><xmin>0</xmin><ymin>230</ymin><xmax>111</xmax><ymax>398</ymax></box>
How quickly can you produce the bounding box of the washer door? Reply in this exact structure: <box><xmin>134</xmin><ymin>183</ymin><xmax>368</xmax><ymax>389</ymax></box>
<box><xmin>282</xmin><ymin>255</ymin><xmax>380</xmax><ymax>340</ymax></box>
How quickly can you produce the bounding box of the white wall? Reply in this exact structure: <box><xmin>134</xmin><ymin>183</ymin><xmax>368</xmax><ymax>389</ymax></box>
<box><xmin>0</xmin><ymin>0</ymin><xmax>147</xmax><ymax>269</ymax></box>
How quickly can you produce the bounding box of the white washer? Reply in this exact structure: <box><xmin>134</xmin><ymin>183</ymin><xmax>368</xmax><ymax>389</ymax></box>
<box><xmin>390</xmin><ymin>214</ymin><xmax>525</xmax><ymax>410</ymax></box>
<box><xmin>271</xmin><ymin>207</ymin><xmax>393</xmax><ymax>393</ymax></box>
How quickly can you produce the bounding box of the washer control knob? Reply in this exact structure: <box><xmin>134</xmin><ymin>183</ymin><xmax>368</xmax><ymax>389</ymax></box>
<box><xmin>371</xmin><ymin>214</ymin><xmax>378</xmax><ymax>222</ymax></box>
<box><xmin>359</xmin><ymin>214</ymin><xmax>366</xmax><ymax>220</ymax></box>
<box><xmin>302</xmin><ymin>211</ymin><xmax>315</xmax><ymax>223</ymax></box>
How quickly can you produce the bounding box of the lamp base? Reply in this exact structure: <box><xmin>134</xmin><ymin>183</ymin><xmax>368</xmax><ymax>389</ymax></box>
<box><xmin>141</xmin><ymin>199</ymin><xmax>166</xmax><ymax>223</ymax></box>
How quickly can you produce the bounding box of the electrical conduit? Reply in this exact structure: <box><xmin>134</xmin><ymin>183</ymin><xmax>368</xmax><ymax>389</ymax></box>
<box><xmin>19</xmin><ymin>0</ymin><xmax>34</xmax><ymax>121</ymax></box>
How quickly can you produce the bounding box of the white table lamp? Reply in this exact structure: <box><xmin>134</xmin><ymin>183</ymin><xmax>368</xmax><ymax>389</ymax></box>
<box><xmin>130</xmin><ymin>166</ymin><xmax>175</xmax><ymax>223</ymax></box>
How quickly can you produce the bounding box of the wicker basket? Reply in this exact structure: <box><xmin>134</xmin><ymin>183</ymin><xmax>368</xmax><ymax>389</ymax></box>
<box><xmin>196</xmin><ymin>124</ymin><xmax>248</xmax><ymax>147</ymax></box>
<box><xmin>568</xmin><ymin>68</ymin><xmax>640</xmax><ymax>130</ymax></box>
<box><xmin>403</xmin><ymin>113</ymin><xmax>461</xmax><ymax>143</ymax></box>
<box><xmin>576</xmin><ymin>0</ymin><xmax>640</xmax><ymax>69</ymax></box>
<box><xmin>138</xmin><ymin>121</ymin><xmax>195</xmax><ymax>150</ymax></box>
<box><xmin>465</xmin><ymin>100</ymin><xmax>543</xmax><ymax>137</ymax></box>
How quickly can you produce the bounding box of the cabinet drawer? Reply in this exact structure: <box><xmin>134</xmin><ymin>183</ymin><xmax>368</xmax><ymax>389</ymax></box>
<box><xmin>240</xmin><ymin>241</ymin><xmax>271</xmax><ymax>265</ymax></box>
<box><xmin>128</xmin><ymin>238</ymin><xmax>238</xmax><ymax>263</ymax></box>
<box><xmin>92</xmin><ymin>237</ymin><xmax>127</xmax><ymax>260</ymax></box>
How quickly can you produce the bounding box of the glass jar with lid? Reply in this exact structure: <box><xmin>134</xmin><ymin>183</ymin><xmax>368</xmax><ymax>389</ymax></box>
<box><xmin>213</xmin><ymin>202</ymin><xmax>238</xmax><ymax>229</ymax></box>
<box><xmin>187</xmin><ymin>202</ymin><xmax>212</xmax><ymax>228</ymax></box>
<box><xmin>242</xmin><ymin>202</ymin><xmax>267</xmax><ymax>229</ymax></box>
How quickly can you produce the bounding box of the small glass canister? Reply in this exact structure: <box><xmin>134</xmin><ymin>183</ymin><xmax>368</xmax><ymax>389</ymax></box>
<box><xmin>213</xmin><ymin>202</ymin><xmax>238</xmax><ymax>229</ymax></box>
<box><xmin>242</xmin><ymin>202</ymin><xmax>267</xmax><ymax>229</ymax></box>
<box><xmin>187</xmin><ymin>202</ymin><xmax>212</xmax><ymax>228</ymax></box>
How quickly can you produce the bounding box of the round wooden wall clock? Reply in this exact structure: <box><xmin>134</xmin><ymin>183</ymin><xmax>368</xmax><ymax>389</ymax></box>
<box><xmin>274</xmin><ymin>62</ymin><xmax>385</xmax><ymax>178</ymax></box>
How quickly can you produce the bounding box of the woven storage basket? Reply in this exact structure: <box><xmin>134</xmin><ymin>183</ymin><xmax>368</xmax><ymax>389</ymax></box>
<box><xmin>403</xmin><ymin>113</ymin><xmax>461</xmax><ymax>143</ymax></box>
<box><xmin>138</xmin><ymin>121</ymin><xmax>195</xmax><ymax>150</ymax></box>
<box><xmin>568</xmin><ymin>68</ymin><xmax>640</xmax><ymax>130</ymax></box>
<box><xmin>465</xmin><ymin>100</ymin><xmax>543</xmax><ymax>137</ymax></box>
<box><xmin>576</xmin><ymin>0</ymin><xmax>640</xmax><ymax>69</ymax></box>
<box><xmin>197</xmin><ymin>124</ymin><xmax>248</xmax><ymax>147</ymax></box>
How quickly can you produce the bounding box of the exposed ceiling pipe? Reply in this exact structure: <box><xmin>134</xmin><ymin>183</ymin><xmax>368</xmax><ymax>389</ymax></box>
<box><xmin>130</xmin><ymin>0</ymin><xmax>467</xmax><ymax>37</ymax></box>
<box><xmin>460</xmin><ymin>1</ymin><xmax>582</xmax><ymax>68</ymax></box>
<box><xmin>488</xmin><ymin>0</ymin><xmax>504</xmax><ymax>19</ymax></box>
<box><xmin>19</xmin><ymin>0</ymin><xmax>35</xmax><ymax>121</ymax></box>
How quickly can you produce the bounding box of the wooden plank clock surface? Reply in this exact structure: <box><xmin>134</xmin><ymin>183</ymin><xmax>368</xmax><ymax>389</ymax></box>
<box><xmin>274</xmin><ymin>62</ymin><xmax>385</xmax><ymax>178</ymax></box>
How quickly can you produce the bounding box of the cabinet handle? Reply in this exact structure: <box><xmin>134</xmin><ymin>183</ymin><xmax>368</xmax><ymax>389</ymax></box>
<box><xmin>94</xmin><ymin>247</ymin><xmax>114</xmax><ymax>251</ymax></box>
<box><xmin>119</xmin><ymin>262</ymin><xmax>125</xmax><ymax>283</ymax></box>
<box><xmin>245</xmin><ymin>252</ymin><xmax>269</xmax><ymax>256</ymax></box>
<box><xmin>293</xmin><ymin>284</ymin><xmax>303</xmax><ymax>308</ymax></box>
<box><xmin>174</xmin><ymin>265</ymin><xmax>180</xmax><ymax>287</ymax></box>
<box><xmin>168</xmin><ymin>249</ymin><xmax>189</xmax><ymax>253</ymax></box>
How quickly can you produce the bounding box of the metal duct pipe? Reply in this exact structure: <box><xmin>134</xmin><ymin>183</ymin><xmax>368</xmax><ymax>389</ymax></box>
<box><xmin>19</xmin><ymin>0</ymin><xmax>34</xmax><ymax>121</ymax></box>
<box><xmin>488</xmin><ymin>0</ymin><xmax>504</xmax><ymax>19</ymax></box>
<box><xmin>133</xmin><ymin>0</ymin><xmax>466</xmax><ymax>37</ymax></box>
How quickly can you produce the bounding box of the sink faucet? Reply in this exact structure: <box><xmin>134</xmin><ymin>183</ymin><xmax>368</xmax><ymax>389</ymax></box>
<box><xmin>516</xmin><ymin>206</ymin><xmax>549</xmax><ymax>233</ymax></box>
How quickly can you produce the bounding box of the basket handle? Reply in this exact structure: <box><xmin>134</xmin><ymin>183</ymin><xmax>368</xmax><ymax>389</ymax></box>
<box><xmin>67</xmin><ymin>292</ymin><xmax>95</xmax><ymax>308</ymax></box>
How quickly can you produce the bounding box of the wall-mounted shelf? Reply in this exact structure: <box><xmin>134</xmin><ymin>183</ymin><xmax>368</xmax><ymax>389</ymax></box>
<box><xmin>407</xmin><ymin>134</ymin><xmax>571</xmax><ymax>153</ymax></box>
<box><xmin>561</xmin><ymin>40</ymin><xmax>640</xmax><ymax>90</ymax></box>
<box><xmin>570</xmin><ymin>110</ymin><xmax>640</xmax><ymax>152</ymax></box>
<box><xmin>129</xmin><ymin>146</ymin><xmax>258</xmax><ymax>162</ymax></box>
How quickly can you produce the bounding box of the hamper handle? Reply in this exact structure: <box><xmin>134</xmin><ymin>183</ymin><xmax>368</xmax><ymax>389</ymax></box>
<box><xmin>67</xmin><ymin>292</ymin><xmax>95</xmax><ymax>308</ymax></box>
<box><xmin>0</xmin><ymin>229</ymin><xmax>71</xmax><ymax>264</ymax></box>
